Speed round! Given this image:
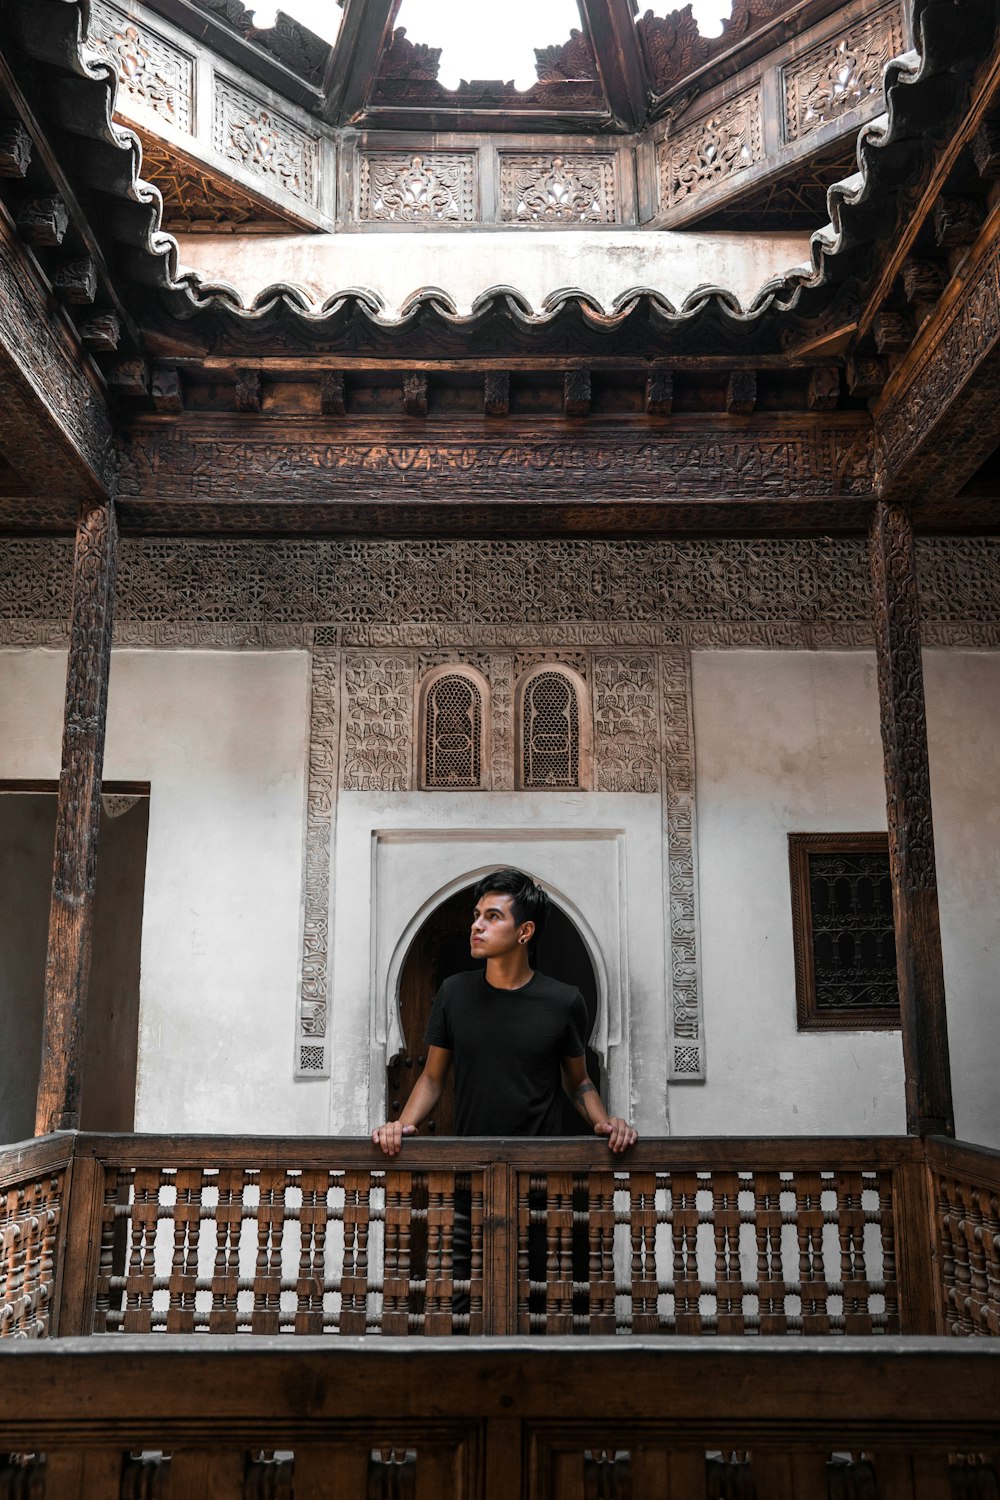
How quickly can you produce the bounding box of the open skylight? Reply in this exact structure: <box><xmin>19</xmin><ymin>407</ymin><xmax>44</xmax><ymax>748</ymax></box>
<box><xmin>391</xmin><ymin>0</ymin><xmax>582</xmax><ymax>90</ymax></box>
<box><xmin>251</xmin><ymin>0</ymin><xmax>738</xmax><ymax>73</ymax></box>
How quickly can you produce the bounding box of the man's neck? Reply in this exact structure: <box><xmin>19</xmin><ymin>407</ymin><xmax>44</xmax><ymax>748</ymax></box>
<box><xmin>484</xmin><ymin>950</ymin><xmax>534</xmax><ymax>991</ymax></box>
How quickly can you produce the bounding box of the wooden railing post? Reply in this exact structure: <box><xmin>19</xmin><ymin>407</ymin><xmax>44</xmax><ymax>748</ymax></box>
<box><xmin>55</xmin><ymin>1148</ymin><xmax>106</xmax><ymax>1337</ymax></box>
<box><xmin>36</xmin><ymin>498</ymin><xmax>118</xmax><ymax>1136</ymax></box>
<box><xmin>869</xmin><ymin>501</ymin><xmax>954</xmax><ymax>1138</ymax></box>
<box><xmin>484</xmin><ymin>1162</ymin><xmax>516</xmax><ymax>1335</ymax></box>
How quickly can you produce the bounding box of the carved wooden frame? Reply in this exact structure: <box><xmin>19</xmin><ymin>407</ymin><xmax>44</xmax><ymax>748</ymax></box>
<box><xmin>514</xmin><ymin>663</ymin><xmax>592</xmax><ymax>792</ymax></box>
<box><xmin>789</xmin><ymin>831</ymin><xmax>900</xmax><ymax>1032</ymax></box>
<box><xmin>417</xmin><ymin>663</ymin><xmax>492</xmax><ymax>791</ymax></box>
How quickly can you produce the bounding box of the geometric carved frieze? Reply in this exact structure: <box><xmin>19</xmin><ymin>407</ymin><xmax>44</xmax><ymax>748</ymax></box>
<box><xmin>783</xmin><ymin>4</ymin><xmax>906</xmax><ymax>143</ymax></box>
<box><xmin>659</xmin><ymin>88</ymin><xmax>763</xmax><ymax>209</ymax></box>
<box><xmin>359</xmin><ymin>152</ymin><xmax>475</xmax><ymax>223</ymax></box>
<box><xmin>499</xmin><ymin>154</ymin><xmax>617</xmax><ymax>224</ymax></box>
<box><xmin>136</xmin><ymin>135</ymin><xmax>305</xmax><ymax>232</ymax></box>
<box><xmin>5</xmin><ymin>537</ymin><xmax>1000</xmax><ymax>633</ymax></box>
<box><xmin>89</xmin><ymin>0</ymin><xmax>195</xmax><ymax>133</ymax></box>
<box><xmin>213</xmin><ymin>79</ymin><xmax>318</xmax><ymax>205</ymax></box>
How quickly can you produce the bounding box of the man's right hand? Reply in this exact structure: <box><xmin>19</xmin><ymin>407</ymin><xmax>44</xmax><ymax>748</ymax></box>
<box><xmin>372</xmin><ymin>1121</ymin><xmax>417</xmax><ymax>1156</ymax></box>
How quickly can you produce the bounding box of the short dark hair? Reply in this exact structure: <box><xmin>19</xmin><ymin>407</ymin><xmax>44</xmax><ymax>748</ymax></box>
<box><xmin>472</xmin><ymin>868</ymin><xmax>548</xmax><ymax>936</ymax></box>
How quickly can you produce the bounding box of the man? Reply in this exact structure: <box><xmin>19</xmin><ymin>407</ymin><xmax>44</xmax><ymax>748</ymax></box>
<box><xmin>373</xmin><ymin>868</ymin><xmax>636</xmax><ymax>1152</ymax></box>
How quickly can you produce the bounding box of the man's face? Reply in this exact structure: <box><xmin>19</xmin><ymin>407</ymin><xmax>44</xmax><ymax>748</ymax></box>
<box><xmin>470</xmin><ymin>892</ymin><xmax>530</xmax><ymax>958</ymax></box>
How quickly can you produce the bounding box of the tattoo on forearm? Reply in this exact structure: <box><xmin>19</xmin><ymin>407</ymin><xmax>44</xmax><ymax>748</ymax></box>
<box><xmin>571</xmin><ymin>1082</ymin><xmax>596</xmax><ymax>1103</ymax></box>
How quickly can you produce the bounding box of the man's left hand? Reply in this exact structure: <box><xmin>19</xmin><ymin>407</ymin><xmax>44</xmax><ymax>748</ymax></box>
<box><xmin>596</xmin><ymin>1117</ymin><xmax>637</xmax><ymax>1152</ymax></box>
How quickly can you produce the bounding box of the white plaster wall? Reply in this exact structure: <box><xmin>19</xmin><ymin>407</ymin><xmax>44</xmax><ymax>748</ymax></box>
<box><xmin>328</xmin><ymin>793</ymin><xmax>670</xmax><ymax>1137</ymax></box>
<box><xmin>924</xmin><ymin>652</ymin><xmax>1000</xmax><ymax>1148</ymax></box>
<box><xmin>0</xmin><ymin>649</ymin><xmax>314</xmax><ymax>1136</ymax></box>
<box><xmin>684</xmin><ymin>650</ymin><xmax>1000</xmax><ymax>1145</ymax></box>
<box><xmin>175</xmin><ymin>230</ymin><xmax>813</xmax><ymax>319</ymax></box>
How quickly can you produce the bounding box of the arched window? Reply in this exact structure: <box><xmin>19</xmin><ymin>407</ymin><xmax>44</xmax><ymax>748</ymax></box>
<box><xmin>517</xmin><ymin>667</ymin><xmax>588</xmax><ymax>790</ymax></box>
<box><xmin>420</xmin><ymin>669</ymin><xmax>486</xmax><ymax>789</ymax></box>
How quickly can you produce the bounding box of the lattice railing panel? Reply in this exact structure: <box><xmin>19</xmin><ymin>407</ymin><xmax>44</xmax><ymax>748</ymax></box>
<box><xmin>933</xmin><ymin>1171</ymin><xmax>1000</xmax><ymax>1337</ymax></box>
<box><xmin>518</xmin><ymin>1166</ymin><xmax>898</xmax><ymax>1335</ymax></box>
<box><xmin>0</xmin><ymin>1167</ymin><xmax>64</xmax><ymax>1340</ymax></box>
<box><xmin>94</xmin><ymin>1165</ymin><xmax>483</xmax><ymax>1336</ymax></box>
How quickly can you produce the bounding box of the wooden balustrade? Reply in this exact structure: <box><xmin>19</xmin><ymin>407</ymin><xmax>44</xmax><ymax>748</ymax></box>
<box><xmin>2</xmin><ymin>1133</ymin><xmax>1000</xmax><ymax>1344</ymax></box>
<box><xmin>1</xmin><ymin>1337</ymin><xmax>999</xmax><ymax>1500</ymax></box>
<box><xmin>0</xmin><ymin>1134</ymin><xmax>73</xmax><ymax>1340</ymax></box>
<box><xmin>926</xmin><ymin>1138</ymin><xmax>1000</xmax><ymax>1338</ymax></box>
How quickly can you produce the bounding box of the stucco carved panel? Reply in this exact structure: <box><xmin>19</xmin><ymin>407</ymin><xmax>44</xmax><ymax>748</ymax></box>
<box><xmin>89</xmin><ymin>1</ymin><xmax>195</xmax><ymax>132</ymax></box>
<box><xmin>213</xmin><ymin>79</ymin><xmax>318</xmax><ymax>204</ymax></box>
<box><xmin>593</xmin><ymin>656</ymin><xmax>660</xmax><ymax>793</ymax></box>
<box><xmin>783</xmin><ymin>4</ymin><xmax>905</xmax><ymax>142</ymax></box>
<box><xmin>499</xmin><ymin>153</ymin><xmax>616</xmax><ymax>224</ymax></box>
<box><xmin>341</xmin><ymin>653</ymin><xmax>413</xmax><ymax>792</ymax></box>
<box><xmin>359</xmin><ymin>152</ymin><xmax>475</xmax><ymax>223</ymax></box>
<box><xmin>659</xmin><ymin>88</ymin><xmax>763</xmax><ymax>208</ymax></box>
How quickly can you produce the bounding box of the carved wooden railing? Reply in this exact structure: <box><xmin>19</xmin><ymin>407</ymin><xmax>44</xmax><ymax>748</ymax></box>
<box><xmin>0</xmin><ymin>1133</ymin><xmax>73</xmax><ymax>1339</ymax></box>
<box><xmin>926</xmin><ymin>1137</ymin><xmax>1000</xmax><ymax>1338</ymax></box>
<box><xmin>0</xmin><ymin>1133</ymin><xmax>930</xmax><ymax>1340</ymax></box>
<box><xmin>2</xmin><ymin>1133</ymin><xmax>999</xmax><ymax>1344</ymax></box>
<box><xmin>1</xmin><ymin>1337</ymin><xmax>999</xmax><ymax>1500</ymax></box>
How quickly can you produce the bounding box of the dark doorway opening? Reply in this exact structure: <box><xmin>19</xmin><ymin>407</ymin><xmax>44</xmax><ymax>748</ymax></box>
<box><xmin>0</xmin><ymin>782</ymin><xmax>150</xmax><ymax>1143</ymax></box>
<box><xmin>387</xmin><ymin>882</ymin><xmax>602</xmax><ymax>1136</ymax></box>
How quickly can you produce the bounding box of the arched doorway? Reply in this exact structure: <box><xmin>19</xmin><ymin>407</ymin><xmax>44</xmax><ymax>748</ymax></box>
<box><xmin>386</xmin><ymin>883</ymin><xmax>603</xmax><ymax>1135</ymax></box>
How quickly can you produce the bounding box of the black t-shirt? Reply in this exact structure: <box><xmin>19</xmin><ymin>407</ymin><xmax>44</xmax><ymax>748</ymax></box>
<box><xmin>423</xmin><ymin>969</ymin><xmax>588</xmax><ymax>1136</ymax></box>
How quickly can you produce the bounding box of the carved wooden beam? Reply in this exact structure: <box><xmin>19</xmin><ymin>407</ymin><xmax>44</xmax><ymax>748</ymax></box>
<box><xmin>645</xmin><ymin>370</ymin><xmax>673</xmax><ymax>416</ymax></box>
<box><xmin>51</xmin><ymin>255</ymin><xmax>98</xmax><ymax>305</ymax></box>
<box><xmin>114</xmin><ymin>414</ymin><xmax>877</xmax><ymax>535</ymax></box>
<box><xmin>874</xmin><ymin>206</ymin><xmax>1000</xmax><ymax>504</ymax></box>
<box><xmin>80</xmin><ymin>311</ymin><xmax>122</xmax><ymax>354</ymax></box>
<box><xmin>726</xmin><ymin>371</ymin><xmax>756</xmax><ymax>415</ymax></box>
<box><xmin>579</xmin><ymin>0</ymin><xmax>648</xmax><ymax>130</ymax></box>
<box><xmin>0</xmin><ymin>222</ymin><xmax>113</xmax><ymax>500</ymax></box>
<box><xmin>403</xmin><ymin>373</ymin><xmax>429</xmax><ymax>417</ymax></box>
<box><xmin>235</xmin><ymin>369</ymin><xmax>263</xmax><ymax>413</ymax></box>
<box><xmin>151</xmin><ymin>367</ymin><xmax>183</xmax><ymax>414</ymax></box>
<box><xmin>484</xmin><ymin>372</ymin><xmax>511</xmax><ymax>418</ymax></box>
<box><xmin>321</xmin><ymin>371</ymin><xmax>346</xmax><ymax>417</ymax></box>
<box><xmin>0</xmin><ymin>119</ymin><xmax>31</xmax><ymax>177</ymax></box>
<box><xmin>15</xmin><ymin>194</ymin><xmax>69</xmax><ymax>246</ymax></box>
<box><xmin>869</xmin><ymin>501</ymin><xmax>953</xmax><ymax>1138</ymax></box>
<box><xmin>36</xmin><ymin>498</ymin><xmax>118</xmax><ymax>1136</ymax></box>
<box><xmin>0</xmin><ymin>47</ymin><xmax>141</xmax><ymax>346</ymax></box>
<box><xmin>856</xmin><ymin>33</ymin><xmax>1000</xmax><ymax>343</ymax></box>
<box><xmin>807</xmin><ymin>367</ymin><xmax>840</xmax><ymax>411</ymax></box>
<box><xmin>321</xmin><ymin>0</ymin><xmax>398</xmax><ymax>124</ymax></box>
<box><xmin>564</xmin><ymin>370</ymin><xmax>592</xmax><ymax>418</ymax></box>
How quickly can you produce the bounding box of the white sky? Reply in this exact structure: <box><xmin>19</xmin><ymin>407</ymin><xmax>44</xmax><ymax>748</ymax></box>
<box><xmin>249</xmin><ymin>0</ymin><xmax>735</xmax><ymax>79</ymax></box>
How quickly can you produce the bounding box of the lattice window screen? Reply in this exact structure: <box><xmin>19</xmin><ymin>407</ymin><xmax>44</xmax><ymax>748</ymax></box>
<box><xmin>521</xmin><ymin>671</ymin><xmax>580</xmax><ymax>789</ymax></box>
<box><xmin>423</xmin><ymin>673</ymin><xmax>483</xmax><ymax>788</ymax></box>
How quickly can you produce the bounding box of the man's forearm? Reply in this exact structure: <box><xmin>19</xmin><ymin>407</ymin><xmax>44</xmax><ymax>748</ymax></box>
<box><xmin>568</xmin><ymin>1078</ymin><xmax>608</xmax><ymax>1129</ymax></box>
<box><xmin>399</xmin><ymin>1070</ymin><xmax>443</xmax><ymax>1129</ymax></box>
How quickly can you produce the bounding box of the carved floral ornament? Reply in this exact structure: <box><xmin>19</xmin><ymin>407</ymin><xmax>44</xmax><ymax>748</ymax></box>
<box><xmin>783</xmin><ymin>3</ymin><xmax>906</xmax><ymax>142</ymax></box>
<box><xmin>660</xmin><ymin>88</ymin><xmax>763</xmax><ymax>206</ymax></box>
<box><xmin>360</xmin><ymin>153</ymin><xmax>475</xmax><ymax>223</ymax></box>
<box><xmin>500</xmin><ymin>154</ymin><xmax>616</xmax><ymax>224</ymax></box>
<box><xmin>214</xmin><ymin>80</ymin><xmax>318</xmax><ymax>204</ymax></box>
<box><xmin>89</xmin><ymin>0</ymin><xmax>193</xmax><ymax>130</ymax></box>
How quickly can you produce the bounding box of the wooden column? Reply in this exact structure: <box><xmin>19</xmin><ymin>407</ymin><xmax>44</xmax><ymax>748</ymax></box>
<box><xmin>869</xmin><ymin>501</ymin><xmax>954</xmax><ymax>1137</ymax></box>
<box><xmin>35</xmin><ymin>498</ymin><xmax>118</xmax><ymax>1136</ymax></box>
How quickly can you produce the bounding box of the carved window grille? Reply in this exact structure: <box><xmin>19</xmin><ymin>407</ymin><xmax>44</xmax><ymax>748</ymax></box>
<box><xmin>518</xmin><ymin>669</ymin><xmax>585</xmax><ymax>790</ymax></box>
<box><xmin>421</xmin><ymin>671</ymin><xmax>485</xmax><ymax>789</ymax></box>
<box><xmin>789</xmin><ymin>833</ymin><xmax>900</xmax><ymax>1031</ymax></box>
